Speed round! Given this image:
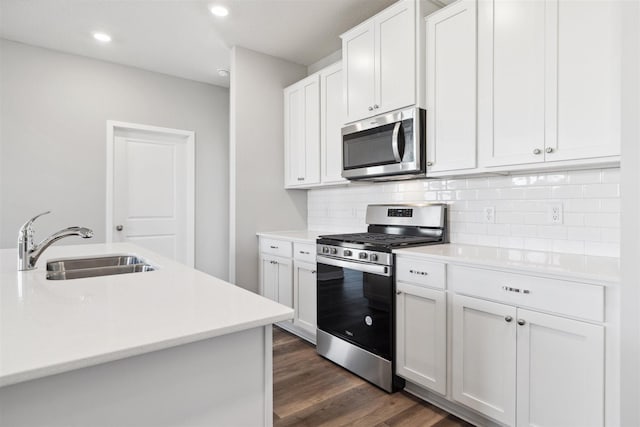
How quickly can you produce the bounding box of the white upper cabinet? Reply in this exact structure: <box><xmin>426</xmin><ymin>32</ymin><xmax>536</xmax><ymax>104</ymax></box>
<box><xmin>478</xmin><ymin>0</ymin><xmax>546</xmax><ymax>167</ymax></box>
<box><xmin>284</xmin><ymin>74</ymin><xmax>320</xmax><ymax>188</ymax></box>
<box><xmin>548</xmin><ymin>0</ymin><xmax>622</xmax><ymax>161</ymax></box>
<box><xmin>342</xmin><ymin>0</ymin><xmax>416</xmax><ymax>123</ymax></box>
<box><xmin>320</xmin><ymin>62</ymin><xmax>347</xmax><ymax>185</ymax></box>
<box><xmin>284</xmin><ymin>63</ymin><xmax>347</xmax><ymax>189</ymax></box>
<box><xmin>426</xmin><ymin>0</ymin><xmax>477</xmax><ymax>174</ymax></box>
<box><xmin>478</xmin><ymin>0</ymin><xmax>622</xmax><ymax>168</ymax></box>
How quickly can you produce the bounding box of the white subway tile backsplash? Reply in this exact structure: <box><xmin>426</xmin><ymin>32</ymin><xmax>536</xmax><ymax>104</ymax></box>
<box><xmin>308</xmin><ymin>168</ymin><xmax>620</xmax><ymax>257</ymax></box>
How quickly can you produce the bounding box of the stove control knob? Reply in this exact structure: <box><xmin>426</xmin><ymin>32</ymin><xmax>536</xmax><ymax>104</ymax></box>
<box><xmin>322</xmin><ymin>246</ymin><xmax>329</xmax><ymax>254</ymax></box>
<box><xmin>343</xmin><ymin>249</ymin><xmax>352</xmax><ymax>256</ymax></box>
<box><xmin>330</xmin><ymin>247</ymin><xmax>338</xmax><ymax>255</ymax></box>
<box><xmin>370</xmin><ymin>254</ymin><xmax>378</xmax><ymax>262</ymax></box>
<box><xmin>359</xmin><ymin>252</ymin><xmax>368</xmax><ymax>260</ymax></box>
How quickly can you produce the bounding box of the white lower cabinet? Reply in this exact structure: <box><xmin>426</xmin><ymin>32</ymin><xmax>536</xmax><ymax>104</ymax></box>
<box><xmin>396</xmin><ymin>281</ymin><xmax>447</xmax><ymax>395</ymax></box>
<box><xmin>259</xmin><ymin>254</ymin><xmax>293</xmax><ymax>319</ymax></box>
<box><xmin>258</xmin><ymin>236</ymin><xmax>317</xmax><ymax>342</ymax></box>
<box><xmin>293</xmin><ymin>260</ymin><xmax>317</xmax><ymax>337</ymax></box>
<box><xmin>452</xmin><ymin>293</ymin><xmax>604</xmax><ymax>427</ymax></box>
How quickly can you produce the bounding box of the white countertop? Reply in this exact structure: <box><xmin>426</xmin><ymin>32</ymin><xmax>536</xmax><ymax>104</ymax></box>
<box><xmin>256</xmin><ymin>230</ymin><xmax>332</xmax><ymax>243</ymax></box>
<box><xmin>394</xmin><ymin>244</ymin><xmax>620</xmax><ymax>285</ymax></box>
<box><xmin>0</xmin><ymin>243</ymin><xmax>293</xmax><ymax>387</ymax></box>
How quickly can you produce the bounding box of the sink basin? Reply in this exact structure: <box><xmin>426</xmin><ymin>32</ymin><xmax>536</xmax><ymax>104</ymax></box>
<box><xmin>46</xmin><ymin>254</ymin><xmax>157</xmax><ymax>280</ymax></box>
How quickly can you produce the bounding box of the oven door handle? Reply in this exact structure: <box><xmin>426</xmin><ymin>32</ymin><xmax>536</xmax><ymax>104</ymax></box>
<box><xmin>317</xmin><ymin>255</ymin><xmax>391</xmax><ymax>277</ymax></box>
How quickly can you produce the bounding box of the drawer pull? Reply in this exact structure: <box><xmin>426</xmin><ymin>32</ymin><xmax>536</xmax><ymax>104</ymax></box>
<box><xmin>270</xmin><ymin>245</ymin><xmax>278</xmax><ymax>249</ymax></box>
<box><xmin>502</xmin><ymin>286</ymin><xmax>530</xmax><ymax>294</ymax></box>
<box><xmin>270</xmin><ymin>260</ymin><xmax>278</xmax><ymax>265</ymax></box>
<box><xmin>505</xmin><ymin>316</ymin><xmax>513</xmax><ymax>323</ymax></box>
<box><xmin>517</xmin><ymin>319</ymin><xmax>526</xmax><ymax>326</ymax></box>
<box><xmin>409</xmin><ymin>269</ymin><xmax>429</xmax><ymax>276</ymax></box>
<box><xmin>299</xmin><ymin>251</ymin><xmax>310</xmax><ymax>255</ymax></box>
<box><xmin>311</xmin><ymin>270</ymin><xmax>317</xmax><ymax>274</ymax></box>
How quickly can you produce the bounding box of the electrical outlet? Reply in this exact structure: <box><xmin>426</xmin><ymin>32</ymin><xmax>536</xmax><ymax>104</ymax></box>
<box><xmin>483</xmin><ymin>207</ymin><xmax>495</xmax><ymax>224</ymax></box>
<box><xmin>547</xmin><ymin>203</ymin><xmax>563</xmax><ymax>224</ymax></box>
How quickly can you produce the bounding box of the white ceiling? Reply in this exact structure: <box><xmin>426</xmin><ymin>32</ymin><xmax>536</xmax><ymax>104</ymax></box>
<box><xmin>0</xmin><ymin>0</ymin><xmax>398</xmax><ymax>87</ymax></box>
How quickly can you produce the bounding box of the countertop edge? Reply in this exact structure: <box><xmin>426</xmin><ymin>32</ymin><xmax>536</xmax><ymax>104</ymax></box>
<box><xmin>0</xmin><ymin>309</ymin><xmax>293</xmax><ymax>388</ymax></box>
<box><xmin>393</xmin><ymin>246</ymin><xmax>620</xmax><ymax>286</ymax></box>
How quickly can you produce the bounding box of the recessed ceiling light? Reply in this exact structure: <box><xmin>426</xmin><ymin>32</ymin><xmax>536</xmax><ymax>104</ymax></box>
<box><xmin>217</xmin><ymin>69</ymin><xmax>230</xmax><ymax>77</ymax></box>
<box><xmin>210</xmin><ymin>5</ymin><xmax>229</xmax><ymax>17</ymax></box>
<box><xmin>93</xmin><ymin>32</ymin><xmax>112</xmax><ymax>43</ymax></box>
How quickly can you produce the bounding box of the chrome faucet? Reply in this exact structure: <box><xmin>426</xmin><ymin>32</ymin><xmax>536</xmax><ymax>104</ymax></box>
<box><xmin>18</xmin><ymin>211</ymin><xmax>94</xmax><ymax>271</ymax></box>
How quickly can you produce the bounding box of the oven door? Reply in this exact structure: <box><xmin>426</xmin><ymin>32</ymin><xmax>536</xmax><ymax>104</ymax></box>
<box><xmin>316</xmin><ymin>255</ymin><xmax>393</xmax><ymax>360</ymax></box>
<box><xmin>341</xmin><ymin>107</ymin><xmax>424</xmax><ymax>180</ymax></box>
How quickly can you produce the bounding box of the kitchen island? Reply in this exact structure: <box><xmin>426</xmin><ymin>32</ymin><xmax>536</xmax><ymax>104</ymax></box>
<box><xmin>0</xmin><ymin>243</ymin><xmax>293</xmax><ymax>427</ymax></box>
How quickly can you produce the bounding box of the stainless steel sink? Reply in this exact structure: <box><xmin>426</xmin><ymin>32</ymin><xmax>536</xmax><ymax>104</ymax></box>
<box><xmin>46</xmin><ymin>254</ymin><xmax>157</xmax><ymax>280</ymax></box>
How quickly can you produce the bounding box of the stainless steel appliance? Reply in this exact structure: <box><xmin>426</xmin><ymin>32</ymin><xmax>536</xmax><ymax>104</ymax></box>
<box><xmin>316</xmin><ymin>204</ymin><xmax>447</xmax><ymax>392</ymax></box>
<box><xmin>341</xmin><ymin>107</ymin><xmax>426</xmax><ymax>181</ymax></box>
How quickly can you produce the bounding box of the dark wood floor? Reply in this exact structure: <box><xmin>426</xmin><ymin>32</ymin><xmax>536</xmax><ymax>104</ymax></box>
<box><xmin>273</xmin><ymin>327</ymin><xmax>474</xmax><ymax>427</ymax></box>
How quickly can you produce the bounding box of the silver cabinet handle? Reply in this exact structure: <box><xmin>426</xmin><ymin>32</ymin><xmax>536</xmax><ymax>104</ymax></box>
<box><xmin>409</xmin><ymin>269</ymin><xmax>428</xmax><ymax>276</ymax></box>
<box><xmin>502</xmin><ymin>286</ymin><xmax>530</xmax><ymax>294</ymax></box>
<box><xmin>546</xmin><ymin>147</ymin><xmax>554</xmax><ymax>153</ymax></box>
<box><xmin>299</xmin><ymin>251</ymin><xmax>309</xmax><ymax>255</ymax></box>
<box><xmin>505</xmin><ymin>316</ymin><xmax>513</xmax><ymax>323</ymax></box>
<box><xmin>368</xmin><ymin>106</ymin><xmax>373</xmax><ymax>111</ymax></box>
<box><xmin>270</xmin><ymin>245</ymin><xmax>278</xmax><ymax>249</ymax></box>
<box><xmin>533</xmin><ymin>148</ymin><xmax>542</xmax><ymax>155</ymax></box>
<box><xmin>297</xmin><ymin>177</ymin><xmax>304</xmax><ymax>181</ymax></box>
<box><xmin>427</xmin><ymin>161</ymin><xmax>433</xmax><ymax>167</ymax></box>
<box><xmin>116</xmin><ymin>225</ymin><xmax>124</xmax><ymax>231</ymax></box>
<box><xmin>373</xmin><ymin>104</ymin><xmax>379</xmax><ymax>109</ymax></box>
<box><xmin>517</xmin><ymin>319</ymin><xmax>526</xmax><ymax>326</ymax></box>
<box><xmin>396</xmin><ymin>291</ymin><xmax>402</xmax><ymax>295</ymax></box>
<box><xmin>311</xmin><ymin>270</ymin><xmax>317</xmax><ymax>274</ymax></box>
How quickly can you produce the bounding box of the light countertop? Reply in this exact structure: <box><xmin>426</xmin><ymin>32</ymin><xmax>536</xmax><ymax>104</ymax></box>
<box><xmin>393</xmin><ymin>244</ymin><xmax>620</xmax><ymax>285</ymax></box>
<box><xmin>256</xmin><ymin>230</ymin><xmax>334</xmax><ymax>243</ymax></box>
<box><xmin>0</xmin><ymin>243</ymin><xmax>293</xmax><ymax>387</ymax></box>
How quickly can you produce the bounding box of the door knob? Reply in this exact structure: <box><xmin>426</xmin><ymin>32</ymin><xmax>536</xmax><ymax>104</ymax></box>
<box><xmin>533</xmin><ymin>148</ymin><xmax>542</xmax><ymax>155</ymax></box>
<box><xmin>545</xmin><ymin>147</ymin><xmax>554</xmax><ymax>153</ymax></box>
<box><xmin>517</xmin><ymin>319</ymin><xmax>526</xmax><ymax>326</ymax></box>
<box><xmin>505</xmin><ymin>316</ymin><xmax>513</xmax><ymax>323</ymax></box>
<box><xmin>116</xmin><ymin>225</ymin><xmax>123</xmax><ymax>231</ymax></box>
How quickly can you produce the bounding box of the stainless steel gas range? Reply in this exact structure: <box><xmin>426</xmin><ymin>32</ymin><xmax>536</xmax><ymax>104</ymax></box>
<box><xmin>315</xmin><ymin>204</ymin><xmax>448</xmax><ymax>392</ymax></box>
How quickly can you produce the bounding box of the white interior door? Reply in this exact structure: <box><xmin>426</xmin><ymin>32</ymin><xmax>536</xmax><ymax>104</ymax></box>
<box><xmin>107</xmin><ymin>122</ymin><xmax>194</xmax><ymax>266</ymax></box>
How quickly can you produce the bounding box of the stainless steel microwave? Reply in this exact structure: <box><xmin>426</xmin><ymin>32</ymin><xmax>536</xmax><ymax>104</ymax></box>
<box><xmin>341</xmin><ymin>107</ymin><xmax>426</xmax><ymax>181</ymax></box>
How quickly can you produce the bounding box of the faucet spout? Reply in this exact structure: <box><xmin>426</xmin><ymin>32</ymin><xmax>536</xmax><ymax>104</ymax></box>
<box><xmin>17</xmin><ymin>212</ymin><xmax>93</xmax><ymax>271</ymax></box>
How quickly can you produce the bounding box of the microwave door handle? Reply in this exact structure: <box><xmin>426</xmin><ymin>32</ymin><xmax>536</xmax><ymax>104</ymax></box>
<box><xmin>391</xmin><ymin>122</ymin><xmax>404</xmax><ymax>162</ymax></box>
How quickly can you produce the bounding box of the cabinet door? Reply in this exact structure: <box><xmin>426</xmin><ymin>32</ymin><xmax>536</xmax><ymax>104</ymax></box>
<box><xmin>276</xmin><ymin>257</ymin><xmax>293</xmax><ymax>311</ymax></box>
<box><xmin>426</xmin><ymin>0</ymin><xmax>477</xmax><ymax>173</ymax></box>
<box><xmin>396</xmin><ymin>282</ymin><xmax>446</xmax><ymax>395</ymax></box>
<box><xmin>284</xmin><ymin>75</ymin><xmax>320</xmax><ymax>187</ymax></box>
<box><xmin>544</xmin><ymin>0</ymin><xmax>621</xmax><ymax>162</ymax></box>
<box><xmin>259</xmin><ymin>255</ymin><xmax>278</xmax><ymax>302</ymax></box>
<box><xmin>452</xmin><ymin>294</ymin><xmax>517</xmax><ymax>426</ymax></box>
<box><xmin>320</xmin><ymin>62</ymin><xmax>347</xmax><ymax>185</ymax></box>
<box><xmin>293</xmin><ymin>260</ymin><xmax>317</xmax><ymax>336</ymax></box>
<box><xmin>516</xmin><ymin>308</ymin><xmax>604</xmax><ymax>427</ymax></box>
<box><xmin>478</xmin><ymin>0</ymin><xmax>546</xmax><ymax>167</ymax></box>
<box><xmin>375</xmin><ymin>0</ymin><xmax>415</xmax><ymax>115</ymax></box>
<box><xmin>342</xmin><ymin>22</ymin><xmax>376</xmax><ymax>123</ymax></box>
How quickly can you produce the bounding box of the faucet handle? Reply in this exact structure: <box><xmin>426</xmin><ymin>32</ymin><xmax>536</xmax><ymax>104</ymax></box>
<box><xmin>19</xmin><ymin>211</ymin><xmax>51</xmax><ymax>235</ymax></box>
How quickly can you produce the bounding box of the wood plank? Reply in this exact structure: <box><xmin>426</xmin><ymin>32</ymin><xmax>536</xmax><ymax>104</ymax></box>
<box><xmin>273</xmin><ymin>327</ymin><xmax>472</xmax><ymax>426</ymax></box>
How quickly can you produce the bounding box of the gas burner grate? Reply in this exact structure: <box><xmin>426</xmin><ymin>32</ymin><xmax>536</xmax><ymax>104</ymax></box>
<box><xmin>319</xmin><ymin>232</ymin><xmax>440</xmax><ymax>247</ymax></box>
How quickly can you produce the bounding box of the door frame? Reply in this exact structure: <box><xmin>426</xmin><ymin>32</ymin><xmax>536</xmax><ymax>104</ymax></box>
<box><xmin>105</xmin><ymin>120</ymin><xmax>195</xmax><ymax>266</ymax></box>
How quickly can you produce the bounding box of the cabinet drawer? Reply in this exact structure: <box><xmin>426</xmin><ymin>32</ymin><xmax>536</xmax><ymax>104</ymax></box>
<box><xmin>294</xmin><ymin>242</ymin><xmax>316</xmax><ymax>263</ymax></box>
<box><xmin>396</xmin><ymin>257</ymin><xmax>446</xmax><ymax>290</ymax></box>
<box><xmin>449</xmin><ymin>265</ymin><xmax>604</xmax><ymax>322</ymax></box>
<box><xmin>259</xmin><ymin>238</ymin><xmax>292</xmax><ymax>258</ymax></box>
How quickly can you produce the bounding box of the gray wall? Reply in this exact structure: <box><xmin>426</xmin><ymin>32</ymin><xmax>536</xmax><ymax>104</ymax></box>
<box><xmin>229</xmin><ymin>46</ymin><xmax>307</xmax><ymax>292</ymax></box>
<box><xmin>0</xmin><ymin>39</ymin><xmax>230</xmax><ymax>279</ymax></box>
